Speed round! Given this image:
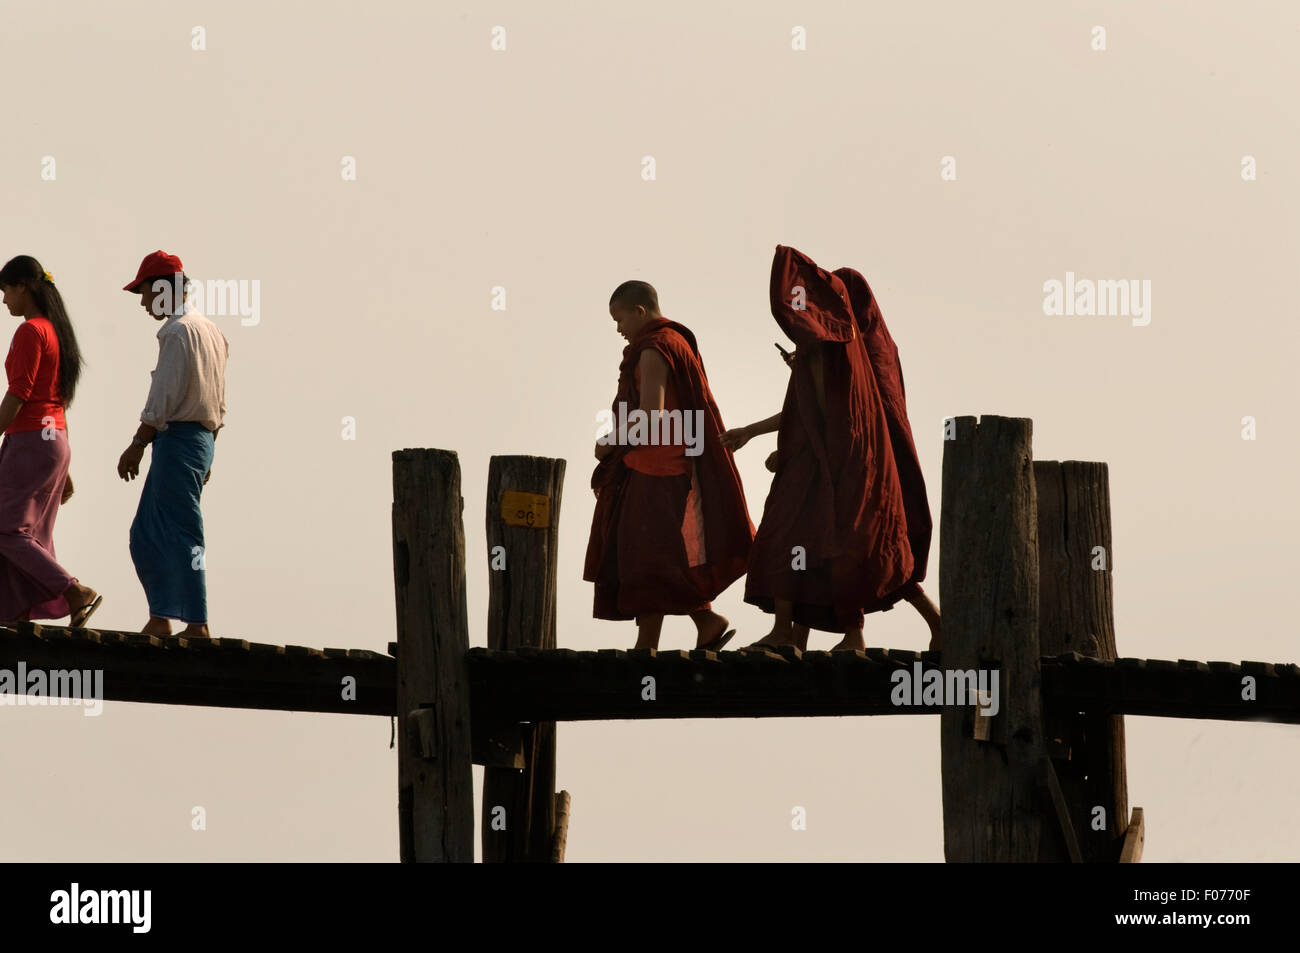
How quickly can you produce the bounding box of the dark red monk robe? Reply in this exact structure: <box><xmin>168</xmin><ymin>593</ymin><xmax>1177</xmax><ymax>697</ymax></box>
<box><xmin>744</xmin><ymin>245</ymin><xmax>913</xmax><ymax>632</ymax></box>
<box><xmin>584</xmin><ymin>317</ymin><xmax>753</xmax><ymax>620</ymax></box>
<box><xmin>833</xmin><ymin>267</ymin><xmax>932</xmax><ymax>603</ymax></box>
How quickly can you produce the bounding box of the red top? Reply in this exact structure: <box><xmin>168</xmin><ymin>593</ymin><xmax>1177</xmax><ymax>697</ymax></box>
<box><xmin>6</xmin><ymin>316</ymin><xmax>67</xmax><ymax>435</ymax></box>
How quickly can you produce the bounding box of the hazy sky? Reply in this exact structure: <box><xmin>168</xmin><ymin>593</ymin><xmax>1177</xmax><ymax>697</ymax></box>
<box><xmin>1</xmin><ymin>0</ymin><xmax>1296</xmax><ymax>861</ymax></box>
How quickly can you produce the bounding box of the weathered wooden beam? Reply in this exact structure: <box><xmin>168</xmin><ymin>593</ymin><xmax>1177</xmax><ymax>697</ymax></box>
<box><xmin>0</xmin><ymin>623</ymin><xmax>394</xmax><ymax>715</ymax></box>
<box><xmin>467</xmin><ymin>647</ymin><xmax>943</xmax><ymax>720</ymax></box>
<box><xmin>481</xmin><ymin>455</ymin><xmax>566</xmax><ymax>863</ymax></box>
<box><xmin>6</xmin><ymin>630</ymin><xmax>1294</xmax><ymax>726</ymax></box>
<box><xmin>1035</xmin><ymin>460</ymin><xmax>1129</xmax><ymax>861</ymax></box>
<box><xmin>1118</xmin><ymin>807</ymin><xmax>1145</xmax><ymax>863</ymax></box>
<box><xmin>551</xmin><ymin>791</ymin><xmax>572</xmax><ymax>863</ymax></box>
<box><xmin>940</xmin><ymin>415</ymin><xmax>1047</xmax><ymax>862</ymax></box>
<box><xmin>1040</xmin><ymin>655</ymin><xmax>1300</xmax><ymax>723</ymax></box>
<box><xmin>1039</xmin><ymin>756</ymin><xmax>1083</xmax><ymax>862</ymax></box>
<box><xmin>393</xmin><ymin>448</ymin><xmax>473</xmax><ymax>863</ymax></box>
<box><xmin>463</xmin><ymin>648</ymin><xmax>1300</xmax><ymax>723</ymax></box>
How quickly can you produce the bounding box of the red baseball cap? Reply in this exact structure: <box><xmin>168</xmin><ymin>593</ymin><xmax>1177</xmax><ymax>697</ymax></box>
<box><xmin>123</xmin><ymin>250</ymin><xmax>184</xmax><ymax>292</ymax></box>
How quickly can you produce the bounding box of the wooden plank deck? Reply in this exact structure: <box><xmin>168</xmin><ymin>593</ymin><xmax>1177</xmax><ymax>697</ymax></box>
<box><xmin>0</xmin><ymin>622</ymin><xmax>395</xmax><ymax>716</ymax></box>
<box><xmin>4</xmin><ymin>624</ymin><xmax>1298</xmax><ymax>725</ymax></box>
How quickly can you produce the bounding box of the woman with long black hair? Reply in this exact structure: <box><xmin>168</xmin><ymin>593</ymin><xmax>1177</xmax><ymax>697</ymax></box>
<box><xmin>0</xmin><ymin>255</ymin><xmax>100</xmax><ymax>624</ymax></box>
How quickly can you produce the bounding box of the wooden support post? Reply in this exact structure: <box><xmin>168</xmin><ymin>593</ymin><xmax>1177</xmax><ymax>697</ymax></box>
<box><xmin>551</xmin><ymin>791</ymin><xmax>572</xmax><ymax>862</ymax></box>
<box><xmin>393</xmin><ymin>449</ymin><xmax>474</xmax><ymax>862</ymax></box>
<box><xmin>940</xmin><ymin>416</ymin><xmax>1048</xmax><ymax>861</ymax></box>
<box><xmin>1118</xmin><ymin>807</ymin><xmax>1145</xmax><ymax>863</ymax></box>
<box><xmin>1035</xmin><ymin>461</ymin><xmax>1131</xmax><ymax>862</ymax></box>
<box><xmin>480</xmin><ymin>455</ymin><xmax>566</xmax><ymax>862</ymax></box>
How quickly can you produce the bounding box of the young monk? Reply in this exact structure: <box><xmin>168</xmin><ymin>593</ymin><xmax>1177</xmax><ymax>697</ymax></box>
<box><xmin>583</xmin><ymin>280</ymin><xmax>753</xmax><ymax>650</ymax></box>
<box><xmin>833</xmin><ymin>265</ymin><xmax>941</xmax><ymax>649</ymax></box>
<box><xmin>723</xmin><ymin>245</ymin><xmax>938</xmax><ymax>652</ymax></box>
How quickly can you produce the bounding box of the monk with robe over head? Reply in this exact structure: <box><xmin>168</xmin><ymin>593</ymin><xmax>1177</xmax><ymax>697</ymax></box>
<box><xmin>584</xmin><ymin>280</ymin><xmax>754</xmax><ymax>650</ymax></box>
<box><xmin>722</xmin><ymin>245</ymin><xmax>940</xmax><ymax>652</ymax></box>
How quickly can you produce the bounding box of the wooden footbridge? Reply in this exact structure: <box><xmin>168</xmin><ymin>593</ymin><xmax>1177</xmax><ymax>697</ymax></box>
<box><xmin>2</xmin><ymin>415</ymin><xmax>1296</xmax><ymax>862</ymax></box>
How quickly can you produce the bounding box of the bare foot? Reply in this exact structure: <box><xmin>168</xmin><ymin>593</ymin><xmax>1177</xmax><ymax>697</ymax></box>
<box><xmin>690</xmin><ymin>609</ymin><xmax>731</xmax><ymax>649</ymax></box>
<box><xmin>746</xmin><ymin>630</ymin><xmax>800</xmax><ymax>649</ymax></box>
<box><xmin>63</xmin><ymin>583</ymin><xmax>98</xmax><ymax>622</ymax></box>
<box><xmin>830</xmin><ymin>628</ymin><xmax>866</xmax><ymax>653</ymax></box>
<box><xmin>180</xmin><ymin>623</ymin><xmax>211</xmax><ymax>639</ymax></box>
<box><xmin>141</xmin><ymin>617</ymin><xmax>172</xmax><ymax>637</ymax></box>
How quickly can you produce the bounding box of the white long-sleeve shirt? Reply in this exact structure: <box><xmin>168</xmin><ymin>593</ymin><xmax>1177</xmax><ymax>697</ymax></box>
<box><xmin>140</xmin><ymin>308</ymin><xmax>228</xmax><ymax>432</ymax></box>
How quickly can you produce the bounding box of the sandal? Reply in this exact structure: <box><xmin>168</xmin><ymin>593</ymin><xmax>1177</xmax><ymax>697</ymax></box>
<box><xmin>71</xmin><ymin>594</ymin><xmax>103</xmax><ymax>628</ymax></box>
<box><xmin>697</xmin><ymin>628</ymin><xmax>736</xmax><ymax>652</ymax></box>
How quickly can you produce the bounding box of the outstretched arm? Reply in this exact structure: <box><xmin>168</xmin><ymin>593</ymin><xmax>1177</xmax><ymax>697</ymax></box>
<box><xmin>721</xmin><ymin>411</ymin><xmax>781</xmax><ymax>452</ymax></box>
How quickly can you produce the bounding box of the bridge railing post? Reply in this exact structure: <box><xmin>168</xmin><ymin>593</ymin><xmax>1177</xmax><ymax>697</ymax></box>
<box><xmin>393</xmin><ymin>449</ymin><xmax>474</xmax><ymax>862</ymax></box>
<box><xmin>939</xmin><ymin>415</ymin><xmax>1048</xmax><ymax>861</ymax></box>
<box><xmin>1035</xmin><ymin>460</ymin><xmax>1131</xmax><ymax>861</ymax></box>
<box><xmin>480</xmin><ymin>454</ymin><xmax>568</xmax><ymax>862</ymax></box>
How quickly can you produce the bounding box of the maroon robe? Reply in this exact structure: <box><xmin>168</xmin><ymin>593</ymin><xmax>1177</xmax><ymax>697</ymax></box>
<box><xmin>744</xmin><ymin>245</ymin><xmax>913</xmax><ymax>632</ymax></box>
<box><xmin>832</xmin><ymin>267</ymin><xmax>932</xmax><ymax>600</ymax></box>
<box><xmin>584</xmin><ymin>317</ymin><xmax>753</xmax><ymax>620</ymax></box>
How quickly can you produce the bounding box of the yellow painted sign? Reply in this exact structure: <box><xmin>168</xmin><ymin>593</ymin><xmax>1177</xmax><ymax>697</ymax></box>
<box><xmin>501</xmin><ymin>490</ymin><xmax>550</xmax><ymax>528</ymax></box>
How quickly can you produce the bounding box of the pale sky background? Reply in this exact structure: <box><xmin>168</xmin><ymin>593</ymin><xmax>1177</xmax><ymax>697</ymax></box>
<box><xmin>1</xmin><ymin>1</ymin><xmax>1297</xmax><ymax>861</ymax></box>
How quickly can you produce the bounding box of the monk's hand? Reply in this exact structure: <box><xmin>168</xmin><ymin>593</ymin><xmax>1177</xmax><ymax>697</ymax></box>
<box><xmin>204</xmin><ymin>467</ymin><xmax>212</xmax><ymax>485</ymax></box>
<box><xmin>594</xmin><ymin>440</ymin><xmax>614</xmax><ymax>461</ymax></box>
<box><xmin>765</xmin><ymin>449</ymin><xmax>779</xmax><ymax>472</ymax></box>
<box><xmin>720</xmin><ymin>426</ymin><xmax>751</xmax><ymax>452</ymax></box>
<box><xmin>118</xmin><ymin>443</ymin><xmax>144</xmax><ymax>481</ymax></box>
<box><xmin>61</xmin><ymin>474</ymin><xmax>75</xmax><ymax>504</ymax></box>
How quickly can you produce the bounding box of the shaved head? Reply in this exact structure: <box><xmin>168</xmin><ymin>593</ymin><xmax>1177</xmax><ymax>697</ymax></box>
<box><xmin>609</xmin><ymin>280</ymin><xmax>660</xmax><ymax>316</ymax></box>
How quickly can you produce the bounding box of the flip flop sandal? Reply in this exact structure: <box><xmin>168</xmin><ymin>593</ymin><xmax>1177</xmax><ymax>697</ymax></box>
<box><xmin>697</xmin><ymin>628</ymin><xmax>736</xmax><ymax>652</ymax></box>
<box><xmin>71</xmin><ymin>595</ymin><xmax>103</xmax><ymax>628</ymax></box>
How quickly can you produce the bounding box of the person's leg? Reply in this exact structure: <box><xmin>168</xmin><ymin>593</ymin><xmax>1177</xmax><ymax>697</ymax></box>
<box><xmin>831</xmin><ymin>623</ymin><xmax>866</xmax><ymax>652</ymax></box>
<box><xmin>749</xmin><ymin>598</ymin><xmax>796</xmax><ymax>647</ymax></box>
<box><xmin>904</xmin><ymin>582</ymin><xmax>942</xmax><ymax>651</ymax></box>
<box><xmin>176</xmin><ymin>428</ymin><xmax>215</xmax><ymax>635</ymax></box>
<box><xmin>134</xmin><ymin>425</ymin><xmax>214</xmax><ymax>636</ymax></box>
<box><xmin>617</xmin><ymin>471</ymin><xmax>704</xmax><ymax>647</ymax></box>
<box><xmin>129</xmin><ymin>447</ymin><xmax>169</xmax><ymax>633</ymax></box>
<box><xmin>0</xmin><ymin>431</ymin><xmax>82</xmax><ymax>621</ymax></box>
<box><xmin>634</xmin><ymin>613</ymin><xmax>664</xmax><ymax>649</ymax></box>
<box><xmin>792</xmin><ymin>623</ymin><xmax>810</xmax><ymax>651</ymax></box>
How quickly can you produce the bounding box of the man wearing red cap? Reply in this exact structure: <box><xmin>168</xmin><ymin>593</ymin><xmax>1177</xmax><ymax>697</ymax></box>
<box><xmin>118</xmin><ymin>251</ymin><xmax>228</xmax><ymax>639</ymax></box>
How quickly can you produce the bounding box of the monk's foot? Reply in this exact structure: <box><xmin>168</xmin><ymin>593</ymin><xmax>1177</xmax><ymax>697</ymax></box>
<box><xmin>142</xmin><ymin>618</ymin><xmax>172</xmax><ymax>637</ymax></box>
<box><xmin>831</xmin><ymin>632</ymin><xmax>866</xmax><ymax>653</ymax></box>
<box><xmin>746</xmin><ymin>630</ymin><xmax>799</xmax><ymax>649</ymax></box>
<box><xmin>180</xmin><ymin>623</ymin><xmax>211</xmax><ymax>640</ymax></box>
<box><xmin>692</xmin><ymin>611</ymin><xmax>731</xmax><ymax>649</ymax></box>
